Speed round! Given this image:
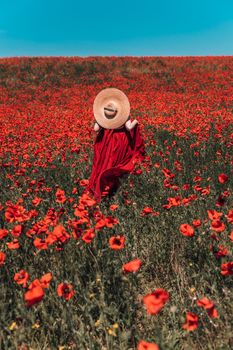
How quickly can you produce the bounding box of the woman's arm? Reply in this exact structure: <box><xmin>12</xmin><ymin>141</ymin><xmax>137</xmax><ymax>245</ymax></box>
<box><xmin>125</xmin><ymin>119</ymin><xmax>138</xmax><ymax>131</ymax></box>
<box><xmin>94</xmin><ymin>122</ymin><xmax>100</xmax><ymax>132</ymax></box>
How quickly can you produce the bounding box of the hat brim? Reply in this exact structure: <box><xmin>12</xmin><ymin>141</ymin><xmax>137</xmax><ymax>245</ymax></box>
<box><xmin>93</xmin><ymin>88</ymin><xmax>130</xmax><ymax>129</ymax></box>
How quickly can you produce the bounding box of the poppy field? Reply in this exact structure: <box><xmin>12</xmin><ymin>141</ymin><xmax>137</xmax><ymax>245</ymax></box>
<box><xmin>0</xmin><ymin>56</ymin><xmax>233</xmax><ymax>350</ymax></box>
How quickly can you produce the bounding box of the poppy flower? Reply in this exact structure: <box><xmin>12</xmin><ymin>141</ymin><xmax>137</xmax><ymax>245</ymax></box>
<box><xmin>33</xmin><ymin>237</ymin><xmax>48</xmax><ymax>250</ymax></box>
<box><xmin>143</xmin><ymin>288</ymin><xmax>169</xmax><ymax>315</ymax></box>
<box><xmin>141</xmin><ymin>207</ymin><xmax>153</xmax><ymax>216</ymax></box>
<box><xmin>207</xmin><ymin>210</ymin><xmax>222</xmax><ymax>221</ymax></box>
<box><xmin>182</xmin><ymin>312</ymin><xmax>198</xmax><ymax>331</ymax></box>
<box><xmin>79</xmin><ymin>193</ymin><xmax>96</xmax><ymax>207</ymax></box>
<box><xmin>6</xmin><ymin>239</ymin><xmax>20</xmax><ymax>250</ymax></box>
<box><xmin>179</xmin><ymin>223</ymin><xmax>194</xmax><ymax>237</ymax></box>
<box><xmin>218</xmin><ymin>173</ymin><xmax>228</xmax><ymax>184</ymax></box>
<box><xmin>57</xmin><ymin>283</ymin><xmax>75</xmax><ymax>300</ymax></box>
<box><xmin>82</xmin><ymin>228</ymin><xmax>95</xmax><ymax>244</ymax></box>
<box><xmin>197</xmin><ymin>297</ymin><xmax>219</xmax><ymax>318</ymax></box>
<box><xmin>55</xmin><ymin>188</ymin><xmax>66</xmax><ymax>204</ymax></box>
<box><xmin>52</xmin><ymin>225</ymin><xmax>70</xmax><ymax>243</ymax></box>
<box><xmin>122</xmin><ymin>259</ymin><xmax>142</xmax><ymax>273</ymax></box>
<box><xmin>79</xmin><ymin>179</ymin><xmax>89</xmax><ymax>187</ymax></box>
<box><xmin>11</xmin><ymin>224</ymin><xmax>23</xmax><ymax>238</ymax></box>
<box><xmin>110</xmin><ymin>204</ymin><xmax>119</xmax><ymax>211</ymax></box>
<box><xmin>0</xmin><ymin>251</ymin><xmax>6</xmax><ymax>265</ymax></box>
<box><xmin>229</xmin><ymin>231</ymin><xmax>233</xmax><ymax>242</ymax></box>
<box><xmin>226</xmin><ymin>209</ymin><xmax>233</xmax><ymax>224</ymax></box>
<box><xmin>0</xmin><ymin>229</ymin><xmax>8</xmax><ymax>240</ymax></box>
<box><xmin>24</xmin><ymin>279</ymin><xmax>44</xmax><ymax>307</ymax></box>
<box><xmin>214</xmin><ymin>245</ymin><xmax>228</xmax><ymax>259</ymax></box>
<box><xmin>137</xmin><ymin>340</ymin><xmax>159</xmax><ymax>350</ymax></box>
<box><xmin>220</xmin><ymin>261</ymin><xmax>233</xmax><ymax>276</ymax></box>
<box><xmin>32</xmin><ymin>197</ymin><xmax>42</xmax><ymax>206</ymax></box>
<box><xmin>109</xmin><ymin>236</ymin><xmax>125</xmax><ymax>250</ymax></box>
<box><xmin>39</xmin><ymin>272</ymin><xmax>53</xmax><ymax>289</ymax></box>
<box><xmin>211</xmin><ymin>220</ymin><xmax>225</xmax><ymax>232</ymax></box>
<box><xmin>14</xmin><ymin>269</ymin><xmax>29</xmax><ymax>288</ymax></box>
<box><xmin>192</xmin><ymin>219</ymin><xmax>201</xmax><ymax>227</ymax></box>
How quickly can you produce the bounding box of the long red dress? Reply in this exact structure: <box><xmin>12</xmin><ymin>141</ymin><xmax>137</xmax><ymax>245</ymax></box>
<box><xmin>87</xmin><ymin>123</ymin><xmax>146</xmax><ymax>202</ymax></box>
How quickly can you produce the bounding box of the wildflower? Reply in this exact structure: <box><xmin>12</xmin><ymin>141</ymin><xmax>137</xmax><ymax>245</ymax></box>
<box><xmin>211</xmin><ymin>220</ymin><xmax>225</xmax><ymax>232</ymax></box>
<box><xmin>218</xmin><ymin>173</ymin><xmax>228</xmax><ymax>183</ymax></box>
<box><xmin>220</xmin><ymin>261</ymin><xmax>233</xmax><ymax>276</ymax></box>
<box><xmin>82</xmin><ymin>228</ymin><xmax>95</xmax><ymax>243</ymax></box>
<box><xmin>57</xmin><ymin>283</ymin><xmax>75</xmax><ymax>300</ymax></box>
<box><xmin>0</xmin><ymin>251</ymin><xmax>6</xmax><ymax>265</ymax></box>
<box><xmin>122</xmin><ymin>259</ymin><xmax>142</xmax><ymax>273</ymax></box>
<box><xmin>137</xmin><ymin>340</ymin><xmax>159</xmax><ymax>350</ymax></box>
<box><xmin>55</xmin><ymin>188</ymin><xmax>66</xmax><ymax>204</ymax></box>
<box><xmin>143</xmin><ymin>288</ymin><xmax>169</xmax><ymax>315</ymax></box>
<box><xmin>197</xmin><ymin>297</ymin><xmax>219</xmax><ymax>318</ymax></box>
<box><xmin>14</xmin><ymin>269</ymin><xmax>29</xmax><ymax>288</ymax></box>
<box><xmin>109</xmin><ymin>236</ymin><xmax>125</xmax><ymax>250</ymax></box>
<box><xmin>6</xmin><ymin>239</ymin><xmax>20</xmax><ymax>249</ymax></box>
<box><xmin>39</xmin><ymin>272</ymin><xmax>52</xmax><ymax>289</ymax></box>
<box><xmin>179</xmin><ymin>223</ymin><xmax>194</xmax><ymax>237</ymax></box>
<box><xmin>24</xmin><ymin>279</ymin><xmax>44</xmax><ymax>307</ymax></box>
<box><xmin>182</xmin><ymin>312</ymin><xmax>198</xmax><ymax>331</ymax></box>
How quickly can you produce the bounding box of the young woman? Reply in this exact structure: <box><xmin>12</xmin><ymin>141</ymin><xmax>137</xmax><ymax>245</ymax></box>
<box><xmin>86</xmin><ymin>89</ymin><xmax>145</xmax><ymax>202</ymax></box>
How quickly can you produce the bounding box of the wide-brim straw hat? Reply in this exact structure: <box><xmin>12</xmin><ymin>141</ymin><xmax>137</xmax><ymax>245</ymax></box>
<box><xmin>93</xmin><ymin>88</ymin><xmax>130</xmax><ymax>129</ymax></box>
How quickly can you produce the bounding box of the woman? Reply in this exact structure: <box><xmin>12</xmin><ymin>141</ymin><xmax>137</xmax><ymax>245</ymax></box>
<box><xmin>86</xmin><ymin>88</ymin><xmax>145</xmax><ymax>202</ymax></box>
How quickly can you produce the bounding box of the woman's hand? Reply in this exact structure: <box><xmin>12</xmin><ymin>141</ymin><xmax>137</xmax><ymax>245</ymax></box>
<box><xmin>125</xmin><ymin>119</ymin><xmax>138</xmax><ymax>131</ymax></box>
<box><xmin>94</xmin><ymin>122</ymin><xmax>100</xmax><ymax>132</ymax></box>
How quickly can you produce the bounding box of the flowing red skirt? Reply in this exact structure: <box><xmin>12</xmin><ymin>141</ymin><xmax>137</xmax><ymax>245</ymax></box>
<box><xmin>86</xmin><ymin>123</ymin><xmax>146</xmax><ymax>202</ymax></box>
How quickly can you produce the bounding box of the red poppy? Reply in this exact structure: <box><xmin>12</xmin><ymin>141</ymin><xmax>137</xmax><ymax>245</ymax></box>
<box><xmin>110</xmin><ymin>204</ymin><xmax>119</xmax><ymax>211</ymax></box>
<box><xmin>14</xmin><ymin>269</ymin><xmax>29</xmax><ymax>288</ymax></box>
<box><xmin>11</xmin><ymin>224</ymin><xmax>23</xmax><ymax>238</ymax></box>
<box><xmin>192</xmin><ymin>219</ymin><xmax>201</xmax><ymax>227</ymax></box>
<box><xmin>55</xmin><ymin>188</ymin><xmax>66</xmax><ymax>204</ymax></box>
<box><xmin>226</xmin><ymin>209</ymin><xmax>233</xmax><ymax>224</ymax></box>
<box><xmin>179</xmin><ymin>223</ymin><xmax>194</xmax><ymax>237</ymax></box>
<box><xmin>143</xmin><ymin>288</ymin><xmax>169</xmax><ymax>315</ymax></box>
<box><xmin>52</xmin><ymin>225</ymin><xmax>70</xmax><ymax>243</ymax></box>
<box><xmin>79</xmin><ymin>193</ymin><xmax>97</xmax><ymax>207</ymax></box>
<box><xmin>39</xmin><ymin>272</ymin><xmax>53</xmax><ymax>289</ymax></box>
<box><xmin>79</xmin><ymin>179</ymin><xmax>89</xmax><ymax>187</ymax></box>
<box><xmin>182</xmin><ymin>312</ymin><xmax>198</xmax><ymax>331</ymax></box>
<box><xmin>122</xmin><ymin>259</ymin><xmax>142</xmax><ymax>273</ymax></box>
<box><xmin>207</xmin><ymin>210</ymin><xmax>222</xmax><ymax>221</ymax></box>
<box><xmin>82</xmin><ymin>228</ymin><xmax>95</xmax><ymax>244</ymax></box>
<box><xmin>220</xmin><ymin>261</ymin><xmax>233</xmax><ymax>276</ymax></box>
<box><xmin>0</xmin><ymin>229</ymin><xmax>8</xmax><ymax>240</ymax></box>
<box><xmin>211</xmin><ymin>220</ymin><xmax>225</xmax><ymax>232</ymax></box>
<box><xmin>57</xmin><ymin>283</ymin><xmax>75</xmax><ymax>300</ymax></box>
<box><xmin>0</xmin><ymin>251</ymin><xmax>6</xmax><ymax>265</ymax></box>
<box><xmin>141</xmin><ymin>207</ymin><xmax>153</xmax><ymax>216</ymax></box>
<box><xmin>24</xmin><ymin>279</ymin><xmax>44</xmax><ymax>307</ymax></box>
<box><xmin>214</xmin><ymin>245</ymin><xmax>228</xmax><ymax>259</ymax></box>
<box><xmin>229</xmin><ymin>231</ymin><xmax>233</xmax><ymax>242</ymax></box>
<box><xmin>197</xmin><ymin>297</ymin><xmax>219</xmax><ymax>318</ymax></box>
<box><xmin>137</xmin><ymin>340</ymin><xmax>159</xmax><ymax>350</ymax></box>
<box><xmin>218</xmin><ymin>173</ymin><xmax>228</xmax><ymax>183</ymax></box>
<box><xmin>33</xmin><ymin>237</ymin><xmax>48</xmax><ymax>250</ymax></box>
<box><xmin>109</xmin><ymin>236</ymin><xmax>125</xmax><ymax>250</ymax></box>
<box><xmin>6</xmin><ymin>239</ymin><xmax>20</xmax><ymax>250</ymax></box>
<box><xmin>32</xmin><ymin>197</ymin><xmax>42</xmax><ymax>206</ymax></box>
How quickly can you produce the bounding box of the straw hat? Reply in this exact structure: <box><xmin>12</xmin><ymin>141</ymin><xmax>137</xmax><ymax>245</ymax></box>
<box><xmin>93</xmin><ymin>88</ymin><xmax>130</xmax><ymax>129</ymax></box>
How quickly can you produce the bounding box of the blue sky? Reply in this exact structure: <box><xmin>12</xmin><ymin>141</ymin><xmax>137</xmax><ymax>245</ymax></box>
<box><xmin>0</xmin><ymin>0</ymin><xmax>233</xmax><ymax>56</ymax></box>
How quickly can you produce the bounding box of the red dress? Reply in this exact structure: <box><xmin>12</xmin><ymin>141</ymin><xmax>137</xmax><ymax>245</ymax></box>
<box><xmin>87</xmin><ymin>123</ymin><xmax>146</xmax><ymax>202</ymax></box>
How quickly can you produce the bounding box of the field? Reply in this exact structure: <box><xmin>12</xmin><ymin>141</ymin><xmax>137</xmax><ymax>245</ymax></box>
<box><xmin>0</xmin><ymin>56</ymin><xmax>233</xmax><ymax>350</ymax></box>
